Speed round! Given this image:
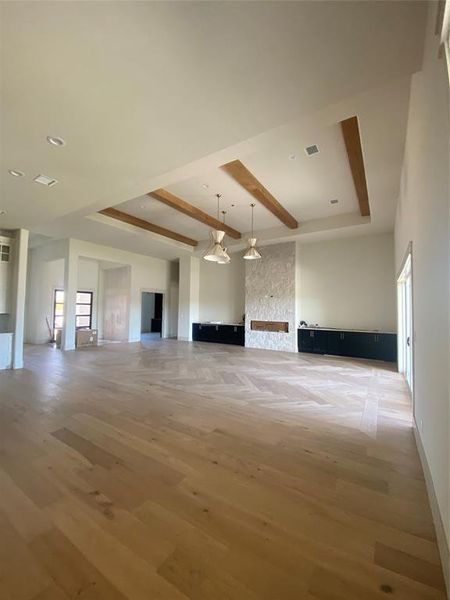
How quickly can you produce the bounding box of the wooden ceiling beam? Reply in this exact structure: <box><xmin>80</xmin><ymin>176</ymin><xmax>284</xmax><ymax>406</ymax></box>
<box><xmin>148</xmin><ymin>188</ymin><xmax>241</xmax><ymax>240</ymax></box>
<box><xmin>221</xmin><ymin>159</ymin><xmax>298</xmax><ymax>229</ymax></box>
<box><xmin>340</xmin><ymin>116</ymin><xmax>370</xmax><ymax>217</ymax></box>
<box><xmin>99</xmin><ymin>207</ymin><xmax>198</xmax><ymax>247</ymax></box>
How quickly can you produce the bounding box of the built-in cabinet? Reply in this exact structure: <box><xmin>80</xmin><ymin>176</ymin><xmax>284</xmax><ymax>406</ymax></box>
<box><xmin>0</xmin><ymin>235</ymin><xmax>12</xmax><ymax>314</ymax></box>
<box><xmin>298</xmin><ymin>328</ymin><xmax>397</xmax><ymax>362</ymax></box>
<box><xmin>192</xmin><ymin>323</ymin><xmax>245</xmax><ymax>346</ymax></box>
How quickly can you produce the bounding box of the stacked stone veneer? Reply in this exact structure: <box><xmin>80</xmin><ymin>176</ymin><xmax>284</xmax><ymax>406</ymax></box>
<box><xmin>245</xmin><ymin>242</ymin><xmax>296</xmax><ymax>352</ymax></box>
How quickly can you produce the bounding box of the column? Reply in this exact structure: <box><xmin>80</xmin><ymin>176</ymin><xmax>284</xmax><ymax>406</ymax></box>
<box><xmin>11</xmin><ymin>228</ymin><xmax>29</xmax><ymax>369</ymax></box>
<box><xmin>177</xmin><ymin>256</ymin><xmax>199</xmax><ymax>341</ymax></box>
<box><xmin>61</xmin><ymin>240</ymin><xmax>78</xmax><ymax>351</ymax></box>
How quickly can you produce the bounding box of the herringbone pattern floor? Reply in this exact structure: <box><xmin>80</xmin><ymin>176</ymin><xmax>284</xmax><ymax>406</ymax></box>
<box><xmin>0</xmin><ymin>339</ymin><xmax>446</xmax><ymax>599</ymax></box>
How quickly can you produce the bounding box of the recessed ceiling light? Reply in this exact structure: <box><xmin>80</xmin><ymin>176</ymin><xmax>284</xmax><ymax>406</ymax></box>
<box><xmin>47</xmin><ymin>136</ymin><xmax>66</xmax><ymax>147</ymax></box>
<box><xmin>0</xmin><ymin>210</ymin><xmax>6</xmax><ymax>216</ymax></box>
<box><xmin>34</xmin><ymin>174</ymin><xmax>58</xmax><ymax>187</ymax></box>
<box><xmin>289</xmin><ymin>154</ymin><xmax>296</xmax><ymax>160</ymax></box>
<box><xmin>305</xmin><ymin>144</ymin><xmax>319</xmax><ymax>156</ymax></box>
<box><xmin>330</xmin><ymin>199</ymin><xmax>339</xmax><ymax>204</ymax></box>
<box><xmin>8</xmin><ymin>169</ymin><xmax>24</xmax><ymax>177</ymax></box>
<box><xmin>202</xmin><ymin>184</ymin><xmax>209</xmax><ymax>190</ymax></box>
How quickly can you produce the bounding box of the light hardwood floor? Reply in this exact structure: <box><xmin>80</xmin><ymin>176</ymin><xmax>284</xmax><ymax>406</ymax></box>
<box><xmin>0</xmin><ymin>339</ymin><xmax>446</xmax><ymax>599</ymax></box>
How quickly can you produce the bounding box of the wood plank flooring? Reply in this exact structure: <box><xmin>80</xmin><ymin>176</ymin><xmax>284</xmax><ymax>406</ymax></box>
<box><xmin>0</xmin><ymin>339</ymin><xmax>446</xmax><ymax>599</ymax></box>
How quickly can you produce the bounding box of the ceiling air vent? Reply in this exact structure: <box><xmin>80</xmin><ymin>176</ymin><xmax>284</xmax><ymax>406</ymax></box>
<box><xmin>305</xmin><ymin>144</ymin><xmax>319</xmax><ymax>156</ymax></box>
<box><xmin>33</xmin><ymin>174</ymin><xmax>58</xmax><ymax>187</ymax></box>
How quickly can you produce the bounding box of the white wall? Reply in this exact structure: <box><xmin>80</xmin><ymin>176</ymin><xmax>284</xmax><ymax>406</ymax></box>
<box><xmin>25</xmin><ymin>248</ymin><xmax>101</xmax><ymax>343</ymax></box>
<box><xmin>26</xmin><ymin>238</ymin><xmax>177</xmax><ymax>344</ymax></box>
<box><xmin>199</xmin><ymin>256</ymin><xmax>245</xmax><ymax>324</ymax></box>
<box><xmin>297</xmin><ymin>233</ymin><xmax>396</xmax><ymax>332</ymax></box>
<box><xmin>394</xmin><ymin>0</ymin><xmax>450</xmax><ymax>570</ymax></box>
<box><xmin>102</xmin><ymin>266</ymin><xmax>130</xmax><ymax>341</ymax></box>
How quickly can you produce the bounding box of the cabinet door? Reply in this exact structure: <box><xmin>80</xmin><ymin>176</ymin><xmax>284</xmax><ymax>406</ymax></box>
<box><xmin>229</xmin><ymin>326</ymin><xmax>245</xmax><ymax>346</ymax></box>
<box><xmin>236</xmin><ymin>326</ymin><xmax>245</xmax><ymax>346</ymax></box>
<box><xmin>220</xmin><ymin>325</ymin><xmax>234</xmax><ymax>344</ymax></box>
<box><xmin>363</xmin><ymin>333</ymin><xmax>397</xmax><ymax>361</ymax></box>
<box><xmin>377</xmin><ymin>334</ymin><xmax>397</xmax><ymax>362</ymax></box>
<box><xmin>198</xmin><ymin>325</ymin><xmax>213</xmax><ymax>342</ymax></box>
<box><xmin>298</xmin><ymin>329</ymin><xmax>314</xmax><ymax>353</ymax></box>
<box><xmin>312</xmin><ymin>330</ymin><xmax>328</xmax><ymax>354</ymax></box>
<box><xmin>192</xmin><ymin>324</ymin><xmax>200</xmax><ymax>341</ymax></box>
<box><xmin>342</xmin><ymin>332</ymin><xmax>366</xmax><ymax>358</ymax></box>
<box><xmin>327</xmin><ymin>332</ymin><xmax>343</xmax><ymax>355</ymax></box>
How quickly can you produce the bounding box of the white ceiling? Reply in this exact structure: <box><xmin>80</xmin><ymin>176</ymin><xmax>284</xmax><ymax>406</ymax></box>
<box><xmin>0</xmin><ymin>1</ymin><xmax>426</xmax><ymax>258</ymax></box>
<box><xmin>120</xmin><ymin>122</ymin><xmax>360</xmax><ymax>241</ymax></box>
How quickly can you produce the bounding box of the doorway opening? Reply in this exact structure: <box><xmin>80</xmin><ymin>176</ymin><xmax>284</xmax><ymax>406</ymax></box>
<box><xmin>141</xmin><ymin>292</ymin><xmax>163</xmax><ymax>342</ymax></box>
<box><xmin>397</xmin><ymin>248</ymin><xmax>414</xmax><ymax>403</ymax></box>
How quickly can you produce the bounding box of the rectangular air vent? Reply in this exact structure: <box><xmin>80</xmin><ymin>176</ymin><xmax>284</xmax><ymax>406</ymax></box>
<box><xmin>33</xmin><ymin>174</ymin><xmax>58</xmax><ymax>187</ymax></box>
<box><xmin>305</xmin><ymin>144</ymin><xmax>319</xmax><ymax>156</ymax></box>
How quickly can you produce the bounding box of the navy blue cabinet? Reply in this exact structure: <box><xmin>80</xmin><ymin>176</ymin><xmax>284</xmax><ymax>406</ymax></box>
<box><xmin>298</xmin><ymin>329</ymin><xmax>328</xmax><ymax>354</ymax></box>
<box><xmin>192</xmin><ymin>323</ymin><xmax>245</xmax><ymax>346</ymax></box>
<box><xmin>298</xmin><ymin>328</ymin><xmax>397</xmax><ymax>362</ymax></box>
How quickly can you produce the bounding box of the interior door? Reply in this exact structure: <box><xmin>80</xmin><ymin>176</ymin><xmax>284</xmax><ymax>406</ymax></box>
<box><xmin>404</xmin><ymin>263</ymin><xmax>413</xmax><ymax>393</ymax></box>
<box><xmin>397</xmin><ymin>252</ymin><xmax>413</xmax><ymax>399</ymax></box>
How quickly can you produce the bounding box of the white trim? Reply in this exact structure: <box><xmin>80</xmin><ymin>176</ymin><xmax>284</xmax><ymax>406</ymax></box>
<box><xmin>414</xmin><ymin>421</ymin><xmax>449</xmax><ymax>597</ymax></box>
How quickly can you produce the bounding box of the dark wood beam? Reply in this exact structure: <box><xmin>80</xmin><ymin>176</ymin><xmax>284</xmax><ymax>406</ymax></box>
<box><xmin>99</xmin><ymin>207</ymin><xmax>198</xmax><ymax>247</ymax></box>
<box><xmin>221</xmin><ymin>160</ymin><xmax>298</xmax><ymax>229</ymax></box>
<box><xmin>340</xmin><ymin>116</ymin><xmax>370</xmax><ymax>217</ymax></box>
<box><xmin>148</xmin><ymin>188</ymin><xmax>241</xmax><ymax>240</ymax></box>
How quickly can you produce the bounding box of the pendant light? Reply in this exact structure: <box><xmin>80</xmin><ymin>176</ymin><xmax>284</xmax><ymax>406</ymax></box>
<box><xmin>217</xmin><ymin>210</ymin><xmax>231</xmax><ymax>264</ymax></box>
<box><xmin>203</xmin><ymin>194</ymin><xmax>227</xmax><ymax>262</ymax></box>
<box><xmin>243</xmin><ymin>203</ymin><xmax>261</xmax><ymax>260</ymax></box>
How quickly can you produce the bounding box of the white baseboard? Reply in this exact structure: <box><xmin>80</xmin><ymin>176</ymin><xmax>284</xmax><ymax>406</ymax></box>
<box><xmin>413</xmin><ymin>422</ymin><xmax>449</xmax><ymax>597</ymax></box>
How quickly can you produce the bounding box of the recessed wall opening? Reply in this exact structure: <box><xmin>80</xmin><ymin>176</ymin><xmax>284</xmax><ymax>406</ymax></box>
<box><xmin>251</xmin><ymin>320</ymin><xmax>289</xmax><ymax>333</ymax></box>
<box><xmin>141</xmin><ymin>291</ymin><xmax>163</xmax><ymax>342</ymax></box>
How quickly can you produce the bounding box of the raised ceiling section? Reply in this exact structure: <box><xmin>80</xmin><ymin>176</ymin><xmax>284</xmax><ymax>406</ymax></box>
<box><xmin>149</xmin><ymin>188</ymin><xmax>241</xmax><ymax>239</ymax></box>
<box><xmin>112</xmin><ymin>119</ymin><xmax>362</xmax><ymax>242</ymax></box>
<box><xmin>221</xmin><ymin>160</ymin><xmax>298</xmax><ymax>229</ymax></box>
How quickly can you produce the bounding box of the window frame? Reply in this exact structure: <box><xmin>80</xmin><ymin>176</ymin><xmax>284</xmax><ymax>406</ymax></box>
<box><xmin>53</xmin><ymin>289</ymin><xmax>94</xmax><ymax>333</ymax></box>
<box><xmin>75</xmin><ymin>290</ymin><xmax>93</xmax><ymax>329</ymax></box>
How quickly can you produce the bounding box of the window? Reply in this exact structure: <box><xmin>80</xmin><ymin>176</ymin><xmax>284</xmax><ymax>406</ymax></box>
<box><xmin>53</xmin><ymin>289</ymin><xmax>94</xmax><ymax>335</ymax></box>
<box><xmin>76</xmin><ymin>291</ymin><xmax>93</xmax><ymax>329</ymax></box>
<box><xmin>53</xmin><ymin>289</ymin><xmax>64</xmax><ymax>333</ymax></box>
<box><xmin>0</xmin><ymin>243</ymin><xmax>10</xmax><ymax>262</ymax></box>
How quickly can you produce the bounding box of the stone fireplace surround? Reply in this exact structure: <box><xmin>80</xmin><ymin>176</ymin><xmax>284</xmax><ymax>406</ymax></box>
<box><xmin>245</xmin><ymin>242</ymin><xmax>296</xmax><ymax>352</ymax></box>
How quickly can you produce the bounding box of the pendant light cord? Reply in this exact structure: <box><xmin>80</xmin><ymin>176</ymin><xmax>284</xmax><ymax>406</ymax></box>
<box><xmin>251</xmin><ymin>203</ymin><xmax>255</xmax><ymax>237</ymax></box>
<box><xmin>216</xmin><ymin>194</ymin><xmax>221</xmax><ymax>220</ymax></box>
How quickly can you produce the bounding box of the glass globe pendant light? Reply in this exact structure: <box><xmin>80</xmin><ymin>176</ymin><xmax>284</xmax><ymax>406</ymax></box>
<box><xmin>243</xmin><ymin>203</ymin><xmax>261</xmax><ymax>260</ymax></box>
<box><xmin>203</xmin><ymin>194</ymin><xmax>227</xmax><ymax>262</ymax></box>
